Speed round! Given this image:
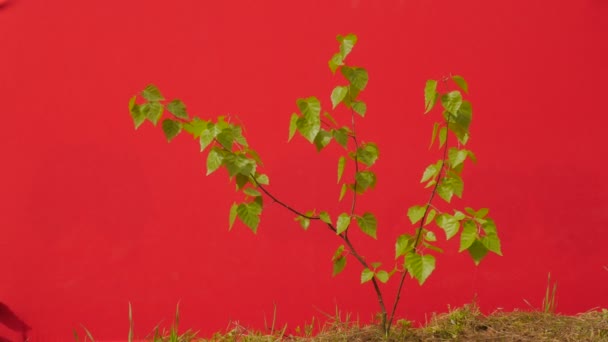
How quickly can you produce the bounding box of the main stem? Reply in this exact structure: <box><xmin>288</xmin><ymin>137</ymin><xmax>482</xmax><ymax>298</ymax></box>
<box><xmin>386</xmin><ymin>116</ymin><xmax>451</xmax><ymax>333</ymax></box>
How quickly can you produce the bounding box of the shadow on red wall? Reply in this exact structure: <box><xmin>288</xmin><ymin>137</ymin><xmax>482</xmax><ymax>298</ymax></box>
<box><xmin>0</xmin><ymin>303</ymin><xmax>29</xmax><ymax>342</ymax></box>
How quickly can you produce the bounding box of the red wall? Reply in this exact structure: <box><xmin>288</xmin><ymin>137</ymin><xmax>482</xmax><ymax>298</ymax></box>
<box><xmin>1</xmin><ymin>0</ymin><xmax>607</xmax><ymax>340</ymax></box>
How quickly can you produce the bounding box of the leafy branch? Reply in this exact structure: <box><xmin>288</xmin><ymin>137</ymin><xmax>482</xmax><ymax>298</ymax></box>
<box><xmin>127</xmin><ymin>34</ymin><xmax>501</xmax><ymax>336</ymax></box>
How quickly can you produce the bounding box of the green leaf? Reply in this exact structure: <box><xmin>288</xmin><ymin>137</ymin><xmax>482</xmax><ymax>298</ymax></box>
<box><xmin>142</xmin><ymin>84</ymin><xmax>164</xmax><ymax>102</ymax></box>
<box><xmin>438</xmin><ymin>126</ymin><xmax>447</xmax><ymax>149</ymax></box>
<box><xmin>441</xmin><ymin>91</ymin><xmax>463</xmax><ymax>115</ymax></box>
<box><xmin>288</xmin><ymin>113</ymin><xmax>299</xmax><ymax>142</ymax></box>
<box><xmin>356</xmin><ymin>143</ymin><xmax>379</xmax><ymax>167</ymax></box>
<box><xmin>405</xmin><ymin>253</ymin><xmax>436</xmax><ymax>285</ymax></box>
<box><xmin>223</xmin><ymin>153</ymin><xmax>256</xmax><ymax>177</ymax></box>
<box><xmin>448</xmin><ymin>148</ymin><xmax>469</xmax><ymax>169</ymax></box>
<box><xmin>255</xmin><ymin>174</ymin><xmax>270</xmax><ymax>185</ymax></box>
<box><xmin>235</xmin><ymin>173</ymin><xmax>249</xmax><ymax>189</ymax></box>
<box><xmin>229</xmin><ymin>203</ymin><xmax>238</xmax><ymax>230</ymax></box>
<box><xmin>355</xmin><ymin>171</ymin><xmax>377</xmax><ymax>193</ymax></box>
<box><xmin>199</xmin><ymin>127</ymin><xmax>215</xmax><ymax>151</ymax></box>
<box><xmin>371</xmin><ymin>262</ymin><xmax>382</xmax><ymax>269</ymax></box>
<box><xmin>295</xmin><ymin>216</ymin><xmax>311</xmax><ymax>230</ymax></box>
<box><xmin>231</xmin><ymin>126</ymin><xmax>248</xmax><ymax>147</ymax></box>
<box><xmin>375</xmin><ymin>270</ymin><xmax>389</xmax><ymax>283</ymax></box>
<box><xmin>333</xmin><ymin>257</ymin><xmax>346</xmax><ymax>276</ymax></box>
<box><xmin>429</xmin><ymin>122</ymin><xmax>440</xmax><ymax>149</ymax></box>
<box><xmin>167</xmin><ymin>99</ymin><xmax>188</xmax><ymax>119</ymax></box>
<box><xmin>216</xmin><ymin>127</ymin><xmax>235</xmax><ymax>149</ymax></box>
<box><xmin>129</xmin><ymin>96</ymin><xmax>145</xmax><ymax>129</ymax></box>
<box><xmin>425</xmin><ymin>231</ymin><xmax>437</xmax><ymax>242</ymax></box>
<box><xmin>336</xmin><ymin>213</ymin><xmax>351</xmax><ymax>234</ymax></box>
<box><xmin>424</xmin><ymin>241</ymin><xmax>444</xmax><ymax>253</ymax></box>
<box><xmin>337</xmin><ymin>156</ymin><xmax>346</xmax><ymax>183</ymax></box>
<box><xmin>452</xmin><ymin>75</ymin><xmax>468</xmax><ymax>93</ymax></box>
<box><xmin>395</xmin><ymin>233</ymin><xmax>415</xmax><ymax>258</ymax></box>
<box><xmin>356</xmin><ymin>212</ymin><xmax>377</xmax><ymax>239</ymax></box>
<box><xmin>162</xmin><ymin>119</ymin><xmax>182</xmax><ymax>142</ymax></box>
<box><xmin>183</xmin><ymin>118</ymin><xmax>208</xmax><ymax>138</ymax></box>
<box><xmin>352</xmin><ymin>101</ymin><xmax>367</xmax><ymax>117</ymax></box>
<box><xmin>296</xmin><ymin>97</ymin><xmax>321</xmax><ymax>143</ymax></box>
<box><xmin>338</xmin><ymin>33</ymin><xmax>357</xmax><ymax>60</ymax></box>
<box><xmin>449</xmin><ymin>100</ymin><xmax>472</xmax><ymax>145</ymax></box>
<box><xmin>237</xmin><ymin>201</ymin><xmax>262</xmax><ymax>233</ymax></box>
<box><xmin>424</xmin><ymin>80</ymin><xmax>438</xmax><ymax>114</ymax></box>
<box><xmin>324</xmin><ymin>111</ymin><xmax>339</xmax><ymax>126</ymax></box>
<box><xmin>331</xmin><ymin>86</ymin><xmax>348</xmax><ymax>109</ymax></box>
<box><xmin>421</xmin><ymin>160</ymin><xmax>442</xmax><ymax>183</ymax></box>
<box><xmin>332</xmin><ymin>128</ymin><xmax>349</xmax><ymax>149</ymax></box>
<box><xmin>243</xmin><ymin>188</ymin><xmax>261</xmax><ymax>197</ymax></box>
<box><xmin>435</xmin><ymin>213</ymin><xmax>461</xmax><ymax>240</ymax></box>
<box><xmin>319</xmin><ymin>211</ymin><xmax>332</xmax><ymax>224</ymax></box>
<box><xmin>437</xmin><ymin>174</ymin><xmax>464</xmax><ymax>203</ymax></box>
<box><xmin>467</xmin><ymin>239</ymin><xmax>489</xmax><ymax>265</ymax></box>
<box><xmin>425</xmin><ymin>209</ymin><xmax>437</xmax><ymax>226</ymax></box>
<box><xmin>341</xmin><ymin>66</ymin><xmax>369</xmax><ymax>91</ymax></box>
<box><xmin>481</xmin><ymin>219</ymin><xmax>502</xmax><ymax>255</ymax></box>
<box><xmin>206</xmin><ymin>148</ymin><xmax>223</xmax><ymax>175</ymax></box>
<box><xmin>328</xmin><ymin>53</ymin><xmax>343</xmax><ymax>74</ymax></box>
<box><xmin>361</xmin><ymin>268</ymin><xmax>375</xmax><ymax>284</ymax></box>
<box><xmin>339</xmin><ymin>183</ymin><xmax>348</xmax><ymax>201</ymax></box>
<box><xmin>332</xmin><ymin>245</ymin><xmax>346</xmax><ymax>276</ymax></box>
<box><xmin>141</xmin><ymin>102</ymin><xmax>164</xmax><ymax>125</ymax></box>
<box><xmin>459</xmin><ymin>220</ymin><xmax>477</xmax><ymax>252</ymax></box>
<box><xmin>407</xmin><ymin>205</ymin><xmax>426</xmax><ymax>224</ymax></box>
<box><xmin>313</xmin><ymin>130</ymin><xmax>332</xmax><ymax>151</ymax></box>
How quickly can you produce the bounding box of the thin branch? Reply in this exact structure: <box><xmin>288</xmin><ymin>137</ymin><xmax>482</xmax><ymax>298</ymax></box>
<box><xmin>252</xmin><ymin>178</ymin><xmax>321</xmax><ymax>221</ymax></box>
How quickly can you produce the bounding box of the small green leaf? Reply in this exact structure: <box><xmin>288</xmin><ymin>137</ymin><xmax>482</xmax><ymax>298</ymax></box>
<box><xmin>425</xmin><ymin>209</ymin><xmax>436</xmax><ymax>226</ymax></box>
<box><xmin>337</xmin><ymin>33</ymin><xmax>357</xmax><ymax>60</ymax></box>
<box><xmin>206</xmin><ymin>148</ymin><xmax>223</xmax><ymax>175</ymax></box>
<box><xmin>313</xmin><ymin>130</ymin><xmax>332</xmax><ymax>151</ymax></box>
<box><xmin>375</xmin><ymin>270</ymin><xmax>389</xmax><ymax>283</ymax></box>
<box><xmin>296</xmin><ymin>97</ymin><xmax>321</xmax><ymax>143</ymax></box>
<box><xmin>129</xmin><ymin>96</ymin><xmax>145</xmax><ymax>129</ymax></box>
<box><xmin>162</xmin><ymin>119</ymin><xmax>182</xmax><ymax>142</ymax></box>
<box><xmin>437</xmin><ymin>174</ymin><xmax>464</xmax><ymax>202</ymax></box>
<box><xmin>235</xmin><ymin>174</ymin><xmax>249</xmax><ymax>189</ymax></box>
<box><xmin>452</xmin><ymin>75</ymin><xmax>468</xmax><ymax>93</ymax></box>
<box><xmin>438</xmin><ymin>126</ymin><xmax>447</xmax><ymax>149</ymax></box>
<box><xmin>441</xmin><ymin>90</ymin><xmax>463</xmax><ymax>116</ymax></box>
<box><xmin>395</xmin><ymin>233</ymin><xmax>415</xmax><ymax>258</ymax></box>
<box><xmin>336</xmin><ymin>213</ymin><xmax>351</xmax><ymax>234</ymax></box>
<box><xmin>199</xmin><ymin>127</ymin><xmax>215</xmax><ymax>151</ymax></box>
<box><xmin>356</xmin><ymin>143</ymin><xmax>379</xmax><ymax>167</ymax></box>
<box><xmin>141</xmin><ymin>102</ymin><xmax>164</xmax><ymax>125</ymax></box>
<box><xmin>337</xmin><ymin>156</ymin><xmax>346</xmax><ymax>183</ymax></box>
<box><xmin>142</xmin><ymin>84</ymin><xmax>164</xmax><ymax>102</ymax></box>
<box><xmin>167</xmin><ymin>99</ymin><xmax>189</xmax><ymax>119</ymax></box>
<box><xmin>356</xmin><ymin>212</ymin><xmax>377</xmax><ymax>239</ymax></box>
<box><xmin>183</xmin><ymin>118</ymin><xmax>208</xmax><ymax>138</ymax></box>
<box><xmin>435</xmin><ymin>213</ymin><xmax>461</xmax><ymax>240</ymax></box>
<box><xmin>421</xmin><ymin>160</ymin><xmax>442</xmax><ymax>183</ymax></box>
<box><xmin>448</xmin><ymin>148</ymin><xmax>469</xmax><ymax>169</ymax></box>
<box><xmin>216</xmin><ymin>127</ymin><xmax>235</xmax><ymax>149</ymax></box>
<box><xmin>295</xmin><ymin>216</ymin><xmax>311</xmax><ymax>230</ymax></box>
<box><xmin>331</xmin><ymin>86</ymin><xmax>348</xmax><ymax>109</ymax></box>
<box><xmin>481</xmin><ymin>219</ymin><xmax>502</xmax><ymax>255</ymax></box>
<box><xmin>424</xmin><ymin>80</ymin><xmax>438</xmax><ymax>114</ymax></box>
<box><xmin>333</xmin><ymin>257</ymin><xmax>346</xmax><ymax>276</ymax></box>
<box><xmin>361</xmin><ymin>268</ymin><xmax>375</xmax><ymax>284</ymax></box>
<box><xmin>423</xmin><ymin>241</ymin><xmax>444</xmax><ymax>253</ymax></box>
<box><xmin>319</xmin><ymin>211</ymin><xmax>332</xmax><ymax>224</ymax></box>
<box><xmin>405</xmin><ymin>253</ymin><xmax>436</xmax><ymax>285</ymax></box>
<box><xmin>333</xmin><ymin>245</ymin><xmax>345</xmax><ymax>260</ymax></box>
<box><xmin>243</xmin><ymin>188</ymin><xmax>261</xmax><ymax>197</ymax></box>
<box><xmin>237</xmin><ymin>201</ymin><xmax>262</xmax><ymax>233</ymax></box>
<box><xmin>341</xmin><ymin>66</ymin><xmax>369</xmax><ymax>91</ymax></box>
<box><xmin>223</xmin><ymin>153</ymin><xmax>257</xmax><ymax>177</ymax></box>
<box><xmin>355</xmin><ymin>171</ymin><xmax>377</xmax><ymax>193</ymax></box>
<box><xmin>467</xmin><ymin>239</ymin><xmax>489</xmax><ymax>265</ymax></box>
<box><xmin>332</xmin><ymin>128</ymin><xmax>349</xmax><ymax>149</ymax></box>
<box><xmin>288</xmin><ymin>113</ymin><xmax>299</xmax><ymax>142</ymax></box>
<box><xmin>352</xmin><ymin>101</ymin><xmax>367</xmax><ymax>117</ymax></box>
<box><xmin>371</xmin><ymin>262</ymin><xmax>382</xmax><ymax>269</ymax></box>
<box><xmin>459</xmin><ymin>220</ymin><xmax>477</xmax><ymax>252</ymax></box>
<box><xmin>229</xmin><ymin>203</ymin><xmax>238</xmax><ymax>230</ymax></box>
<box><xmin>425</xmin><ymin>231</ymin><xmax>437</xmax><ymax>242</ymax></box>
<box><xmin>339</xmin><ymin>183</ymin><xmax>348</xmax><ymax>201</ymax></box>
<box><xmin>328</xmin><ymin>53</ymin><xmax>343</xmax><ymax>74</ymax></box>
<box><xmin>255</xmin><ymin>173</ymin><xmax>270</xmax><ymax>185</ymax></box>
<box><xmin>429</xmin><ymin>122</ymin><xmax>440</xmax><ymax>149</ymax></box>
<box><xmin>407</xmin><ymin>205</ymin><xmax>426</xmax><ymax>224</ymax></box>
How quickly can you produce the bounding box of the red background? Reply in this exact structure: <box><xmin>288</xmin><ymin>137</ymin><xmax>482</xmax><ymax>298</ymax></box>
<box><xmin>1</xmin><ymin>0</ymin><xmax>607</xmax><ymax>340</ymax></box>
